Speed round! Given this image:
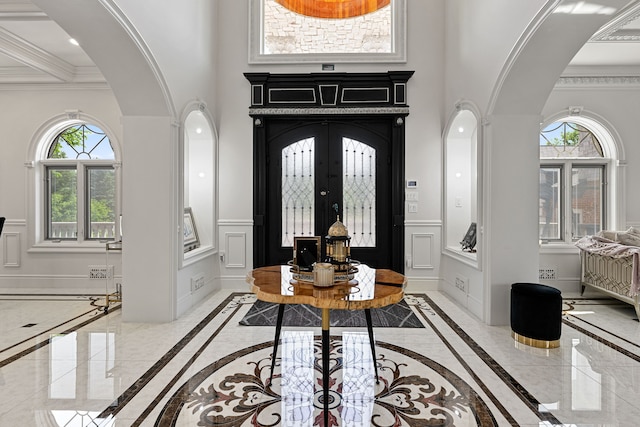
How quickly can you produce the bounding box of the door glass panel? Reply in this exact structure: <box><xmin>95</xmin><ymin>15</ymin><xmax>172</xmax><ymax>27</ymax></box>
<box><xmin>343</xmin><ymin>137</ymin><xmax>376</xmax><ymax>247</ymax></box>
<box><xmin>281</xmin><ymin>137</ymin><xmax>315</xmax><ymax>246</ymax></box>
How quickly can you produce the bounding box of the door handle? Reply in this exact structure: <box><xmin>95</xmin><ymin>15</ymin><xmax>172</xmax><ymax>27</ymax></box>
<box><xmin>320</xmin><ymin>190</ymin><xmax>329</xmax><ymax>196</ymax></box>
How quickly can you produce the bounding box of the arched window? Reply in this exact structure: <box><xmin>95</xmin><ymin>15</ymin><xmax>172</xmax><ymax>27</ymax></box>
<box><xmin>539</xmin><ymin>119</ymin><xmax>613</xmax><ymax>242</ymax></box>
<box><xmin>42</xmin><ymin>123</ymin><xmax>119</xmax><ymax>242</ymax></box>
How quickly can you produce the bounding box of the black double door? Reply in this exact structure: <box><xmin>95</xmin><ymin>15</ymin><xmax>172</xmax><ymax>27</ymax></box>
<box><xmin>263</xmin><ymin>118</ymin><xmax>396</xmax><ymax>269</ymax></box>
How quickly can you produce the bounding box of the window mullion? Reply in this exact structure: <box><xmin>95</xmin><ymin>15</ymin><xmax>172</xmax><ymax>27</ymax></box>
<box><xmin>563</xmin><ymin>163</ymin><xmax>572</xmax><ymax>243</ymax></box>
<box><xmin>77</xmin><ymin>164</ymin><xmax>86</xmax><ymax>242</ymax></box>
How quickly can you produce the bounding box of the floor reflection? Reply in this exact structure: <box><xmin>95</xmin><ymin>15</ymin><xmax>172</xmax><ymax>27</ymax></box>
<box><xmin>4</xmin><ymin>292</ymin><xmax>640</xmax><ymax>426</ymax></box>
<box><xmin>278</xmin><ymin>330</ymin><xmax>376</xmax><ymax>427</ymax></box>
<box><xmin>280</xmin><ymin>331</ymin><xmax>314</xmax><ymax>426</ymax></box>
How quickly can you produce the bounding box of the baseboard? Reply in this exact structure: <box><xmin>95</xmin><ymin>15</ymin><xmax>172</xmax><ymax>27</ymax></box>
<box><xmin>404</xmin><ymin>277</ymin><xmax>439</xmax><ymax>293</ymax></box>
<box><xmin>220</xmin><ymin>275</ymin><xmax>251</xmax><ymax>290</ymax></box>
<box><xmin>0</xmin><ymin>274</ymin><xmax>109</xmax><ymax>293</ymax></box>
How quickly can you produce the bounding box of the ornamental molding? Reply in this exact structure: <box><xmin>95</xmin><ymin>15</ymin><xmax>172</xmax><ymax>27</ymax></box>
<box><xmin>557</xmin><ymin>76</ymin><xmax>640</xmax><ymax>87</ymax></box>
<box><xmin>248</xmin><ymin>106</ymin><xmax>410</xmax><ymax>116</ymax></box>
<box><xmin>591</xmin><ymin>3</ymin><xmax>640</xmax><ymax>42</ymax></box>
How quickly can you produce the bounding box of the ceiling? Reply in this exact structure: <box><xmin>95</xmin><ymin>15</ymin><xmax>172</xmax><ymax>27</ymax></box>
<box><xmin>0</xmin><ymin>0</ymin><xmax>104</xmax><ymax>84</ymax></box>
<box><xmin>1</xmin><ymin>0</ymin><xmax>639</xmax><ymax>86</ymax></box>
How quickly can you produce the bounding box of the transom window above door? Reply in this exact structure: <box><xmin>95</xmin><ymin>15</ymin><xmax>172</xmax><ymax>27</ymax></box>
<box><xmin>249</xmin><ymin>0</ymin><xmax>406</xmax><ymax>63</ymax></box>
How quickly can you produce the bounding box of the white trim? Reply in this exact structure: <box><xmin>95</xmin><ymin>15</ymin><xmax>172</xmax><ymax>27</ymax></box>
<box><xmin>179</xmin><ymin>101</ymin><xmax>220</xmax><ymax>268</ymax></box>
<box><xmin>224</xmin><ymin>232</ymin><xmax>247</xmax><ymax>268</ymax></box>
<box><xmin>410</xmin><ymin>233</ymin><xmax>435</xmax><ymax>269</ymax></box>
<box><xmin>0</xmin><ymin>81</ymin><xmax>108</xmax><ymax>90</ymax></box>
<box><xmin>2</xmin><ymin>232</ymin><xmax>21</xmax><ymax>267</ymax></box>
<box><xmin>442</xmin><ymin>101</ymin><xmax>483</xmax><ymax>271</ymax></box>
<box><xmin>442</xmin><ymin>247</ymin><xmax>479</xmax><ymax>269</ymax></box>
<box><xmin>218</xmin><ymin>219</ymin><xmax>254</xmax><ymax>226</ymax></box>
<box><xmin>404</xmin><ymin>219</ymin><xmax>442</xmax><ymax>227</ymax></box>
<box><xmin>99</xmin><ymin>0</ymin><xmax>176</xmax><ymax>118</ymax></box>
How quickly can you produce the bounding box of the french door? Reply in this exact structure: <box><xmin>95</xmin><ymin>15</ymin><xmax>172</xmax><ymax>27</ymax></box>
<box><xmin>258</xmin><ymin>118</ymin><xmax>401</xmax><ymax>270</ymax></box>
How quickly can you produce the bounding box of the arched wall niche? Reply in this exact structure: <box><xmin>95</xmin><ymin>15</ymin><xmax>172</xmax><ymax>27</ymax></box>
<box><xmin>443</xmin><ymin>102</ymin><xmax>482</xmax><ymax>266</ymax></box>
<box><xmin>181</xmin><ymin>103</ymin><xmax>217</xmax><ymax>264</ymax></box>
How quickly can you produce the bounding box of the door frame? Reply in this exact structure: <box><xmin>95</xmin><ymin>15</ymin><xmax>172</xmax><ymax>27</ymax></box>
<box><xmin>245</xmin><ymin>72</ymin><xmax>414</xmax><ymax>273</ymax></box>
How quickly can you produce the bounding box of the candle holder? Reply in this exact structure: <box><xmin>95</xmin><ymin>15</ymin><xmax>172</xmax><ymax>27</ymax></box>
<box><xmin>288</xmin><ymin>216</ymin><xmax>358</xmax><ymax>285</ymax></box>
<box><xmin>313</xmin><ymin>262</ymin><xmax>335</xmax><ymax>287</ymax></box>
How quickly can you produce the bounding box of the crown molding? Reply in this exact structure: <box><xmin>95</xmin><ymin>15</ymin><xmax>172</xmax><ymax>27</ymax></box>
<box><xmin>0</xmin><ymin>27</ymin><xmax>74</xmax><ymax>81</ymax></box>
<box><xmin>556</xmin><ymin>75</ymin><xmax>640</xmax><ymax>88</ymax></box>
<box><xmin>0</xmin><ymin>64</ymin><xmax>105</xmax><ymax>84</ymax></box>
<box><xmin>0</xmin><ymin>3</ymin><xmax>48</xmax><ymax>21</ymax></box>
<box><xmin>0</xmin><ymin>80</ymin><xmax>111</xmax><ymax>91</ymax></box>
<box><xmin>592</xmin><ymin>2</ymin><xmax>640</xmax><ymax>41</ymax></box>
<box><xmin>563</xmin><ymin>64</ymin><xmax>640</xmax><ymax>77</ymax></box>
<box><xmin>559</xmin><ymin>63</ymin><xmax>640</xmax><ymax>87</ymax></box>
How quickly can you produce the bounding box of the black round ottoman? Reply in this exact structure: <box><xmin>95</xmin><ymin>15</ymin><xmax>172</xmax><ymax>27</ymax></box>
<box><xmin>510</xmin><ymin>283</ymin><xmax>562</xmax><ymax>348</ymax></box>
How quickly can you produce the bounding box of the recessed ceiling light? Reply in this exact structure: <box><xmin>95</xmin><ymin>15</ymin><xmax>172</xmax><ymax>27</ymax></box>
<box><xmin>458</xmin><ymin>126</ymin><xmax>464</xmax><ymax>133</ymax></box>
<box><xmin>69</xmin><ymin>38</ymin><xmax>80</xmax><ymax>46</ymax></box>
<box><xmin>195</xmin><ymin>128</ymin><xmax>202</xmax><ymax>134</ymax></box>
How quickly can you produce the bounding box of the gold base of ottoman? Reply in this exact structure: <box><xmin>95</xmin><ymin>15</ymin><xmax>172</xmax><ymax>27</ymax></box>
<box><xmin>512</xmin><ymin>331</ymin><xmax>560</xmax><ymax>349</ymax></box>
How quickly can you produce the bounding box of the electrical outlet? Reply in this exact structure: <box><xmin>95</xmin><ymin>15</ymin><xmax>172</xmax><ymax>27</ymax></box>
<box><xmin>454</xmin><ymin>275</ymin><xmax>468</xmax><ymax>292</ymax></box>
<box><xmin>539</xmin><ymin>268</ymin><xmax>557</xmax><ymax>280</ymax></box>
<box><xmin>89</xmin><ymin>265</ymin><xmax>113</xmax><ymax>279</ymax></box>
<box><xmin>191</xmin><ymin>274</ymin><xmax>206</xmax><ymax>293</ymax></box>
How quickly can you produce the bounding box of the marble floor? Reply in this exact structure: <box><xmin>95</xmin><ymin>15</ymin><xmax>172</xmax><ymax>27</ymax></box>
<box><xmin>1</xmin><ymin>288</ymin><xmax>640</xmax><ymax>426</ymax></box>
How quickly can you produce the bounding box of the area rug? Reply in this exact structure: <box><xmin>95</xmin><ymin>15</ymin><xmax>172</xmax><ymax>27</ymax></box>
<box><xmin>238</xmin><ymin>299</ymin><xmax>424</xmax><ymax>328</ymax></box>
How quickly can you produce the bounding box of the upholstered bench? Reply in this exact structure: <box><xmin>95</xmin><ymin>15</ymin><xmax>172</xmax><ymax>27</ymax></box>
<box><xmin>510</xmin><ymin>282</ymin><xmax>562</xmax><ymax>348</ymax></box>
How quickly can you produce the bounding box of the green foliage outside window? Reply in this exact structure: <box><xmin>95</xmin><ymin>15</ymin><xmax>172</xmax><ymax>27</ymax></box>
<box><xmin>46</xmin><ymin>124</ymin><xmax>116</xmax><ymax>239</ymax></box>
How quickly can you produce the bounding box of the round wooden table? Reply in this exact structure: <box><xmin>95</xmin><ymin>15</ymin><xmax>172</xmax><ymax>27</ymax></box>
<box><xmin>246</xmin><ymin>264</ymin><xmax>406</xmax><ymax>426</ymax></box>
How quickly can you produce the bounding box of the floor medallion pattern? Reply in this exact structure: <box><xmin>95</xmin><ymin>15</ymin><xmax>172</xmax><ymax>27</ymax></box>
<box><xmin>156</xmin><ymin>332</ymin><xmax>495</xmax><ymax>426</ymax></box>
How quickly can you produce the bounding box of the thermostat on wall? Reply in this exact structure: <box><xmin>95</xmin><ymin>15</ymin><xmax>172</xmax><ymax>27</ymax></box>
<box><xmin>406</xmin><ymin>180</ymin><xmax>418</xmax><ymax>188</ymax></box>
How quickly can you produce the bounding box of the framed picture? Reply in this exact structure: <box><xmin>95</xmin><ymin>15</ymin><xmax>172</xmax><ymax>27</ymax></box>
<box><xmin>183</xmin><ymin>207</ymin><xmax>200</xmax><ymax>252</ymax></box>
<box><xmin>293</xmin><ymin>236</ymin><xmax>321</xmax><ymax>270</ymax></box>
<box><xmin>460</xmin><ymin>222</ymin><xmax>477</xmax><ymax>252</ymax></box>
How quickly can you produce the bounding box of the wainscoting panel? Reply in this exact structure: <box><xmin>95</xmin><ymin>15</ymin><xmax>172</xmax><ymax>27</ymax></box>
<box><xmin>3</xmin><ymin>232</ymin><xmax>21</xmax><ymax>268</ymax></box>
<box><xmin>404</xmin><ymin>221</ymin><xmax>442</xmax><ymax>291</ymax></box>
<box><xmin>224</xmin><ymin>232</ymin><xmax>246</xmax><ymax>268</ymax></box>
<box><xmin>411</xmin><ymin>233</ymin><xmax>434</xmax><ymax>269</ymax></box>
<box><xmin>218</xmin><ymin>220</ymin><xmax>253</xmax><ymax>289</ymax></box>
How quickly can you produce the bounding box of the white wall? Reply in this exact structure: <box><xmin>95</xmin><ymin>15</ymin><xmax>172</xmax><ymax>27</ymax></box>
<box><xmin>4</xmin><ymin>0</ymin><xmax>640</xmax><ymax>326</ymax></box>
<box><xmin>215</xmin><ymin>0</ymin><xmax>446</xmax><ymax>288</ymax></box>
<box><xmin>4</xmin><ymin>1</ymin><xmax>221</xmax><ymax>322</ymax></box>
<box><xmin>538</xmin><ymin>82</ymin><xmax>640</xmax><ymax>292</ymax></box>
<box><xmin>0</xmin><ymin>87</ymin><xmax>122</xmax><ymax>290</ymax></box>
<box><xmin>444</xmin><ymin>0</ymin><xmax>548</xmax><ymax>111</ymax></box>
<box><xmin>114</xmin><ymin>0</ymin><xmax>217</xmax><ymax>113</ymax></box>
<box><xmin>443</xmin><ymin>0</ymin><xmax>632</xmax><ymax>325</ymax></box>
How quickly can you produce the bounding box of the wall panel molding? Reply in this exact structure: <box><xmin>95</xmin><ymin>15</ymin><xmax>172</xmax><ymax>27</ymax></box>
<box><xmin>218</xmin><ymin>219</ymin><xmax>253</xmax><ymax>226</ymax></box>
<box><xmin>410</xmin><ymin>233</ymin><xmax>434</xmax><ymax>269</ymax></box>
<box><xmin>3</xmin><ymin>231</ymin><xmax>21</xmax><ymax>267</ymax></box>
<box><xmin>224</xmin><ymin>232</ymin><xmax>247</xmax><ymax>268</ymax></box>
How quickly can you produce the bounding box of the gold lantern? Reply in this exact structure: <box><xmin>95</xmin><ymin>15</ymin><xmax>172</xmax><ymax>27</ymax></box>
<box><xmin>324</xmin><ymin>216</ymin><xmax>351</xmax><ymax>273</ymax></box>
